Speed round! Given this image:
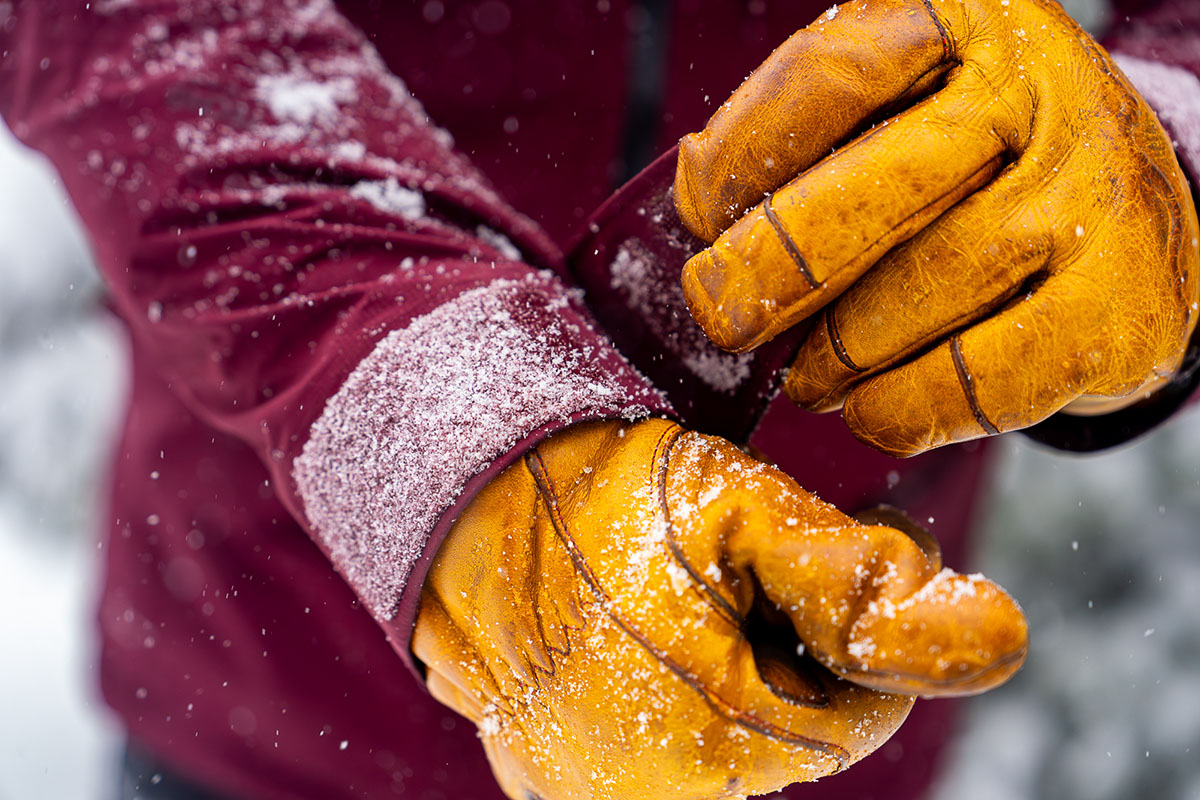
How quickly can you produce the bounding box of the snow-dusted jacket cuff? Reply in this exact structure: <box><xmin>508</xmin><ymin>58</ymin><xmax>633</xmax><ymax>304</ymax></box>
<box><xmin>569</xmin><ymin>148</ymin><xmax>804</xmax><ymax>442</ymax></box>
<box><xmin>292</xmin><ymin>272</ymin><xmax>668</xmax><ymax>668</ymax></box>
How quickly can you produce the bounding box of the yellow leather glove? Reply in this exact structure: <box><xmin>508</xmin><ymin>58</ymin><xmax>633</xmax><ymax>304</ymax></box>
<box><xmin>413</xmin><ymin>419</ymin><xmax>1027</xmax><ymax>800</ymax></box>
<box><xmin>674</xmin><ymin>0</ymin><xmax>1200</xmax><ymax>457</ymax></box>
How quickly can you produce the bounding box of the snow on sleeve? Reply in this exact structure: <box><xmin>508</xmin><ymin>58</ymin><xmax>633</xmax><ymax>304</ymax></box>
<box><xmin>254</xmin><ymin>69</ymin><xmax>357</xmax><ymax>127</ymax></box>
<box><xmin>57</xmin><ymin>0</ymin><xmax>524</xmax><ymax>236</ymax></box>
<box><xmin>474</xmin><ymin>225</ymin><xmax>525</xmax><ymax>262</ymax></box>
<box><xmin>293</xmin><ymin>273</ymin><xmax>668</xmax><ymax>620</ymax></box>
<box><xmin>609</xmin><ymin>238</ymin><xmax>753</xmax><ymax>393</ymax></box>
<box><xmin>348</xmin><ymin>176</ymin><xmax>426</xmax><ymax>221</ymax></box>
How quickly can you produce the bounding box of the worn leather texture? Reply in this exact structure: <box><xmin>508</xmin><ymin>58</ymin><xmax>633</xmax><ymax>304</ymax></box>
<box><xmin>674</xmin><ymin>0</ymin><xmax>1200</xmax><ymax>457</ymax></box>
<box><xmin>413</xmin><ymin>419</ymin><xmax>1027</xmax><ymax>800</ymax></box>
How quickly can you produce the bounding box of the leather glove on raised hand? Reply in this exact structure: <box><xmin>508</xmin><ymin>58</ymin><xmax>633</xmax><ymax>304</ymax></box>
<box><xmin>674</xmin><ymin>0</ymin><xmax>1200</xmax><ymax>457</ymax></box>
<box><xmin>413</xmin><ymin>419</ymin><xmax>1027</xmax><ymax>800</ymax></box>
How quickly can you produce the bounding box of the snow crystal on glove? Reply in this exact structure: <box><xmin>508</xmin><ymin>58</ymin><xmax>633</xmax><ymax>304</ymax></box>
<box><xmin>293</xmin><ymin>275</ymin><xmax>667</xmax><ymax>619</ymax></box>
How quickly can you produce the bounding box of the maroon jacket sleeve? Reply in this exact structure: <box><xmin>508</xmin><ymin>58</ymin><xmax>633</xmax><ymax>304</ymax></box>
<box><xmin>571</xmin><ymin>1</ymin><xmax>1200</xmax><ymax>453</ymax></box>
<box><xmin>0</xmin><ymin>0</ymin><xmax>669</xmax><ymax>657</ymax></box>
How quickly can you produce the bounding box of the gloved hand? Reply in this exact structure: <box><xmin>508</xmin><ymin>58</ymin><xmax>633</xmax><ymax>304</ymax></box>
<box><xmin>674</xmin><ymin>0</ymin><xmax>1200</xmax><ymax>457</ymax></box>
<box><xmin>413</xmin><ymin>418</ymin><xmax>1027</xmax><ymax>800</ymax></box>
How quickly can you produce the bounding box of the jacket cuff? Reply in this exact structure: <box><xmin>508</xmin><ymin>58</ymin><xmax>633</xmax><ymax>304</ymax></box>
<box><xmin>568</xmin><ymin>147</ymin><xmax>805</xmax><ymax>442</ymax></box>
<box><xmin>291</xmin><ymin>272</ymin><xmax>669</xmax><ymax>673</ymax></box>
<box><xmin>1025</xmin><ymin>49</ymin><xmax>1200</xmax><ymax>452</ymax></box>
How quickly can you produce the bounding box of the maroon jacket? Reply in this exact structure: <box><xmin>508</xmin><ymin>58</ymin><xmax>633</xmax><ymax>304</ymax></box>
<box><xmin>2</xmin><ymin>2</ymin><xmax>1198</xmax><ymax>799</ymax></box>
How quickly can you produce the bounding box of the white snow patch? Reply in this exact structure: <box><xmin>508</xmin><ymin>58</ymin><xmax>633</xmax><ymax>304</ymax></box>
<box><xmin>475</xmin><ymin>225</ymin><xmax>523</xmax><ymax>261</ymax></box>
<box><xmin>479</xmin><ymin>707</ymin><xmax>501</xmax><ymax>737</ymax></box>
<box><xmin>348</xmin><ymin>176</ymin><xmax>426</xmax><ymax>221</ymax></box>
<box><xmin>255</xmin><ymin>72</ymin><xmax>358</xmax><ymax>127</ymax></box>
<box><xmin>332</xmin><ymin>140</ymin><xmax>368</xmax><ymax>162</ymax></box>
<box><xmin>609</xmin><ymin>239</ymin><xmax>752</xmax><ymax>392</ymax></box>
<box><xmin>846</xmin><ymin>637</ymin><xmax>876</xmax><ymax>661</ymax></box>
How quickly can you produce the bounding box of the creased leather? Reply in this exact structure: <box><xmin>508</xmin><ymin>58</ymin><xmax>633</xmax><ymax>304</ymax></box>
<box><xmin>675</xmin><ymin>0</ymin><xmax>1200</xmax><ymax>458</ymax></box>
<box><xmin>413</xmin><ymin>419</ymin><xmax>1027</xmax><ymax>800</ymax></box>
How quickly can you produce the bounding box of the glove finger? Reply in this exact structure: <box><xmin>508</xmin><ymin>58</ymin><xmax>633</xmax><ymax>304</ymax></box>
<box><xmin>840</xmin><ymin>271</ymin><xmax>1110</xmax><ymax>457</ymax></box>
<box><xmin>675</xmin><ymin>0</ymin><xmax>954</xmax><ymax>242</ymax></box>
<box><xmin>853</xmin><ymin>504</ymin><xmax>942</xmax><ymax>571</ymax></box>
<box><xmin>728</xmin><ymin>506</ymin><xmax>1026</xmax><ymax>696</ymax></box>
<box><xmin>681</xmin><ymin>76</ymin><xmax>1010</xmax><ymax>353</ymax></box>
<box><xmin>784</xmin><ymin>176</ymin><xmax>1052</xmax><ymax>411</ymax></box>
<box><xmin>652</xmin><ymin>430</ymin><xmax>918</xmax><ymax>773</ymax></box>
<box><xmin>665</xmin><ymin>432</ymin><xmax>1026</xmax><ymax>697</ymax></box>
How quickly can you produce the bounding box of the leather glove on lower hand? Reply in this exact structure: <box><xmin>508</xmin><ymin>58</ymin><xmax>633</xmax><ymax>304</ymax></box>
<box><xmin>413</xmin><ymin>419</ymin><xmax>1027</xmax><ymax>800</ymax></box>
<box><xmin>674</xmin><ymin>0</ymin><xmax>1200</xmax><ymax>457</ymax></box>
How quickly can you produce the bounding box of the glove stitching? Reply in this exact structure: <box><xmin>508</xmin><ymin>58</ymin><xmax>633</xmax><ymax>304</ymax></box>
<box><xmin>814</xmin><ymin>271</ymin><xmax>1044</xmax><ymax>406</ymax></box>
<box><xmin>656</xmin><ymin>429</ymin><xmax>744</xmax><ymax>630</ymax></box>
<box><xmin>765</xmin><ymin>191</ymin><xmax>819</xmax><ymax>289</ymax></box>
<box><xmin>825</xmin><ymin>306</ymin><xmax>866</xmax><ymax>373</ymax></box>
<box><xmin>854</xmin><ymin>152</ymin><xmax>1006</xmax><ymax>262</ymax></box>
<box><xmin>950</xmin><ymin>335</ymin><xmax>1001</xmax><ymax>435</ymax></box>
<box><xmin>1137</xmin><ymin>135</ymin><xmax>1191</xmax><ymax>316</ymax></box>
<box><xmin>919</xmin><ymin>0</ymin><xmax>953</xmax><ymax>62</ymax></box>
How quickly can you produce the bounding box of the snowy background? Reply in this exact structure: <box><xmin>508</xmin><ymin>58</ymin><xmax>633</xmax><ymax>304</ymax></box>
<box><xmin>0</xmin><ymin>123</ymin><xmax>126</xmax><ymax>799</ymax></box>
<box><xmin>1</xmin><ymin>0</ymin><xmax>1199</xmax><ymax>793</ymax></box>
